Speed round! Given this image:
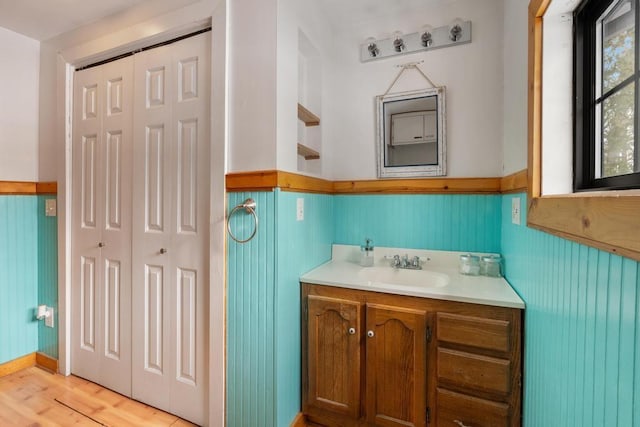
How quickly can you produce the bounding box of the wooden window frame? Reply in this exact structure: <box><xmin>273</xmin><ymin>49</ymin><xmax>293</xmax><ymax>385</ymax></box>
<box><xmin>528</xmin><ymin>0</ymin><xmax>640</xmax><ymax>261</ymax></box>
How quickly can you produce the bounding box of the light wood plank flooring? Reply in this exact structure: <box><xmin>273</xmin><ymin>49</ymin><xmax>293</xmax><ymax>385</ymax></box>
<box><xmin>0</xmin><ymin>367</ymin><xmax>197</xmax><ymax>426</ymax></box>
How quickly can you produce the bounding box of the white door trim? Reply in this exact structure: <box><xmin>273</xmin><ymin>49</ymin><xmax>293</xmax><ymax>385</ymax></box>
<box><xmin>56</xmin><ymin>4</ymin><xmax>226</xmax><ymax>426</ymax></box>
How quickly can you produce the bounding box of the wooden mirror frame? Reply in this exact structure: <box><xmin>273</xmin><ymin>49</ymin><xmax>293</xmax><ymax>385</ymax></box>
<box><xmin>527</xmin><ymin>0</ymin><xmax>640</xmax><ymax>261</ymax></box>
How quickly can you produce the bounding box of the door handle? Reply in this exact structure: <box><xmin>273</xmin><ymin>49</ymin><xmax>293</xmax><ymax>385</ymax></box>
<box><xmin>160</xmin><ymin>248</ymin><xmax>168</xmax><ymax>254</ymax></box>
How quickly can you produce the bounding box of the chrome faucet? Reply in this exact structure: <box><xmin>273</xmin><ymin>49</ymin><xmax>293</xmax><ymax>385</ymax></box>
<box><xmin>388</xmin><ymin>254</ymin><xmax>423</xmax><ymax>270</ymax></box>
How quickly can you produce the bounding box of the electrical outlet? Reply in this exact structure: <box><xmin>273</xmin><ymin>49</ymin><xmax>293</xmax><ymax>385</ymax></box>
<box><xmin>45</xmin><ymin>307</ymin><xmax>54</xmax><ymax>328</ymax></box>
<box><xmin>45</xmin><ymin>199</ymin><xmax>57</xmax><ymax>217</ymax></box>
<box><xmin>511</xmin><ymin>197</ymin><xmax>521</xmax><ymax>225</ymax></box>
<box><xmin>296</xmin><ymin>197</ymin><xmax>304</xmax><ymax>221</ymax></box>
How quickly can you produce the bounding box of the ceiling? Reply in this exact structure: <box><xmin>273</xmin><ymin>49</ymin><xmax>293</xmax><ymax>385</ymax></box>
<box><xmin>0</xmin><ymin>0</ymin><xmax>452</xmax><ymax>42</ymax></box>
<box><xmin>0</xmin><ymin>0</ymin><xmax>149</xmax><ymax>41</ymax></box>
<box><xmin>319</xmin><ymin>0</ymin><xmax>452</xmax><ymax>29</ymax></box>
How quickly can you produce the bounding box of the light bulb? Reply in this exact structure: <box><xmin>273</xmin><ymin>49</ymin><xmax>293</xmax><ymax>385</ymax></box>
<box><xmin>365</xmin><ymin>37</ymin><xmax>379</xmax><ymax>57</ymax></box>
<box><xmin>421</xmin><ymin>24</ymin><xmax>434</xmax><ymax>47</ymax></box>
<box><xmin>392</xmin><ymin>31</ymin><xmax>405</xmax><ymax>52</ymax></box>
<box><xmin>449</xmin><ymin>18</ymin><xmax>464</xmax><ymax>42</ymax></box>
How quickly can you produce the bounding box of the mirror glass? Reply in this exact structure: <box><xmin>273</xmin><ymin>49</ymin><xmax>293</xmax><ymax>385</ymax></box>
<box><xmin>376</xmin><ymin>87</ymin><xmax>446</xmax><ymax>178</ymax></box>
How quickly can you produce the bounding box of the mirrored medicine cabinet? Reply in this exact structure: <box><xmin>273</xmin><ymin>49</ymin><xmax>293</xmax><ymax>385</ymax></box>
<box><xmin>376</xmin><ymin>87</ymin><xmax>446</xmax><ymax>178</ymax></box>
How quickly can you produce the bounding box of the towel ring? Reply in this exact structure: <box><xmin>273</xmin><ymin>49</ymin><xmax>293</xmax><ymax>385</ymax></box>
<box><xmin>227</xmin><ymin>198</ymin><xmax>258</xmax><ymax>243</ymax></box>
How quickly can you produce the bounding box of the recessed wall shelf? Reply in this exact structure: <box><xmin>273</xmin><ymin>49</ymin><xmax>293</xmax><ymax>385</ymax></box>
<box><xmin>297</xmin><ymin>143</ymin><xmax>320</xmax><ymax>160</ymax></box>
<box><xmin>297</xmin><ymin>104</ymin><xmax>320</xmax><ymax>126</ymax></box>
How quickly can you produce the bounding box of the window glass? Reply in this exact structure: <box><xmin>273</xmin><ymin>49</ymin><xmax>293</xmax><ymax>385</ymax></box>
<box><xmin>601</xmin><ymin>83</ymin><xmax>635</xmax><ymax>176</ymax></box>
<box><xmin>601</xmin><ymin>0</ymin><xmax>635</xmax><ymax>93</ymax></box>
<box><xmin>591</xmin><ymin>0</ymin><xmax>640</xmax><ymax>182</ymax></box>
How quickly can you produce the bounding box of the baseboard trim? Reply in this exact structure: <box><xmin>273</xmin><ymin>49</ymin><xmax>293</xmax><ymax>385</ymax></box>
<box><xmin>0</xmin><ymin>352</ymin><xmax>59</xmax><ymax>378</ymax></box>
<box><xmin>290</xmin><ymin>412</ymin><xmax>306</xmax><ymax>427</ymax></box>
<box><xmin>36</xmin><ymin>352</ymin><xmax>58</xmax><ymax>373</ymax></box>
<box><xmin>0</xmin><ymin>353</ymin><xmax>37</xmax><ymax>377</ymax></box>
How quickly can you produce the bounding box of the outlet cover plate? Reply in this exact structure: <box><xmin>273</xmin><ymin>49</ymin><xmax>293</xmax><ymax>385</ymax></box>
<box><xmin>45</xmin><ymin>199</ymin><xmax>57</xmax><ymax>217</ymax></box>
<box><xmin>296</xmin><ymin>198</ymin><xmax>304</xmax><ymax>221</ymax></box>
<box><xmin>511</xmin><ymin>197</ymin><xmax>521</xmax><ymax>225</ymax></box>
<box><xmin>45</xmin><ymin>307</ymin><xmax>54</xmax><ymax>328</ymax></box>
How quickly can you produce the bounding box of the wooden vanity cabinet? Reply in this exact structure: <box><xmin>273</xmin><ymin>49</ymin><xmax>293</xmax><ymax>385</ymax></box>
<box><xmin>434</xmin><ymin>309</ymin><xmax>521</xmax><ymax>427</ymax></box>
<box><xmin>304</xmin><ymin>295</ymin><xmax>362</xmax><ymax>419</ymax></box>
<box><xmin>302</xmin><ymin>283</ymin><xmax>522</xmax><ymax>427</ymax></box>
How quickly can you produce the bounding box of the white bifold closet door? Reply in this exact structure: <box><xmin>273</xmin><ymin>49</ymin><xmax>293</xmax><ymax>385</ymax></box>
<box><xmin>131</xmin><ymin>33</ymin><xmax>210</xmax><ymax>425</ymax></box>
<box><xmin>71</xmin><ymin>32</ymin><xmax>210</xmax><ymax>426</ymax></box>
<box><xmin>71</xmin><ymin>56</ymin><xmax>134</xmax><ymax>397</ymax></box>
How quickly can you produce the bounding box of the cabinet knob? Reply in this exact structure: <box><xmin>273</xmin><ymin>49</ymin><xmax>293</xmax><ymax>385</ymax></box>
<box><xmin>367</xmin><ymin>330</ymin><xmax>375</xmax><ymax>338</ymax></box>
<box><xmin>160</xmin><ymin>248</ymin><xmax>168</xmax><ymax>254</ymax></box>
<box><xmin>348</xmin><ymin>327</ymin><xmax>356</xmax><ymax>335</ymax></box>
<box><xmin>98</xmin><ymin>242</ymin><xmax>105</xmax><ymax>248</ymax></box>
<box><xmin>453</xmin><ymin>420</ymin><xmax>471</xmax><ymax>427</ymax></box>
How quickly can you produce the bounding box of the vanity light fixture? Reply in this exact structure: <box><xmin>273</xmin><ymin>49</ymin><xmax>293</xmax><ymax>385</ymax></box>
<box><xmin>366</xmin><ymin>37</ymin><xmax>380</xmax><ymax>57</ymax></box>
<box><xmin>360</xmin><ymin>19</ymin><xmax>472</xmax><ymax>62</ymax></box>
<box><xmin>392</xmin><ymin>31</ymin><xmax>405</xmax><ymax>52</ymax></box>
<box><xmin>449</xmin><ymin>18</ymin><xmax>464</xmax><ymax>41</ymax></box>
<box><xmin>421</xmin><ymin>25</ymin><xmax>434</xmax><ymax>47</ymax></box>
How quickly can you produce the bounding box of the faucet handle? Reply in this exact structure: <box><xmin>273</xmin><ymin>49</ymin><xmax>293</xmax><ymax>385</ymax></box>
<box><xmin>411</xmin><ymin>256</ymin><xmax>421</xmax><ymax>267</ymax></box>
<box><xmin>393</xmin><ymin>254</ymin><xmax>401</xmax><ymax>267</ymax></box>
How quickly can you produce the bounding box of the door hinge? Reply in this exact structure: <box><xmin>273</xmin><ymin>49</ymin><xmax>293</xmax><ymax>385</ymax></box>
<box><xmin>426</xmin><ymin>326</ymin><xmax>432</xmax><ymax>343</ymax></box>
<box><xmin>426</xmin><ymin>406</ymin><xmax>431</xmax><ymax>424</ymax></box>
<box><xmin>304</xmin><ymin>302</ymin><xmax>308</xmax><ymax>321</ymax></box>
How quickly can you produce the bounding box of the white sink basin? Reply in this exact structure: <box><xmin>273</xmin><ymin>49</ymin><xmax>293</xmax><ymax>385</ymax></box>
<box><xmin>358</xmin><ymin>267</ymin><xmax>449</xmax><ymax>288</ymax></box>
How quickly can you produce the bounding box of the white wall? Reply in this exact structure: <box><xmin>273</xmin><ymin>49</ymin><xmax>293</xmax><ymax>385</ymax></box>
<box><xmin>228</xmin><ymin>0</ymin><xmax>278</xmax><ymax>172</ymax></box>
<box><xmin>324</xmin><ymin>0</ymin><xmax>505</xmax><ymax>180</ymax></box>
<box><xmin>541</xmin><ymin>2</ymin><xmax>576</xmax><ymax>195</ymax></box>
<box><xmin>0</xmin><ymin>26</ymin><xmax>40</xmax><ymax>181</ymax></box>
<box><xmin>276</xmin><ymin>0</ymin><xmax>334</xmax><ymax>178</ymax></box>
<box><xmin>502</xmin><ymin>0</ymin><xmax>528</xmax><ymax>175</ymax></box>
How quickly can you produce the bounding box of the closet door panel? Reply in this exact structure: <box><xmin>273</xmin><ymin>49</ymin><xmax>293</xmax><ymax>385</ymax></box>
<box><xmin>99</xmin><ymin>57</ymin><xmax>133</xmax><ymax>396</ymax></box>
<box><xmin>132</xmin><ymin>43</ymin><xmax>173</xmax><ymax>411</ymax></box>
<box><xmin>145</xmin><ymin>264</ymin><xmax>165</xmax><ymax>374</ymax></box>
<box><xmin>72</xmin><ymin>66</ymin><xmax>105</xmax><ymax>383</ymax></box>
<box><xmin>80</xmin><ymin>255</ymin><xmax>97</xmax><ymax>352</ymax></box>
<box><xmin>72</xmin><ymin>56</ymin><xmax>133</xmax><ymax>397</ymax></box>
<box><xmin>167</xmin><ymin>33</ymin><xmax>210</xmax><ymax>425</ymax></box>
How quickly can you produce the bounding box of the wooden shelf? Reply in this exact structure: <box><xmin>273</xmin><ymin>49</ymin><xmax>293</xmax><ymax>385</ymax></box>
<box><xmin>297</xmin><ymin>104</ymin><xmax>320</xmax><ymax>126</ymax></box>
<box><xmin>297</xmin><ymin>143</ymin><xmax>320</xmax><ymax>160</ymax></box>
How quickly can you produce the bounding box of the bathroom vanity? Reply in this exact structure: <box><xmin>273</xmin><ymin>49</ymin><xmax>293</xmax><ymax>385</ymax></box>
<box><xmin>300</xmin><ymin>245</ymin><xmax>524</xmax><ymax>427</ymax></box>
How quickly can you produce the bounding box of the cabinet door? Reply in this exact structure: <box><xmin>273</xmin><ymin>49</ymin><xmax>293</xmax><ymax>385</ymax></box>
<box><xmin>365</xmin><ymin>304</ymin><xmax>428</xmax><ymax>427</ymax></box>
<box><xmin>424</xmin><ymin>110</ymin><xmax>437</xmax><ymax>143</ymax></box>
<box><xmin>391</xmin><ymin>112</ymin><xmax>425</xmax><ymax>145</ymax></box>
<box><xmin>305</xmin><ymin>295</ymin><xmax>362</xmax><ymax>419</ymax></box>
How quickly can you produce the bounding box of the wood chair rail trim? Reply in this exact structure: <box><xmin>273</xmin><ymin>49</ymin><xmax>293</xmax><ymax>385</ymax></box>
<box><xmin>226</xmin><ymin>169</ymin><xmax>528</xmax><ymax>195</ymax></box>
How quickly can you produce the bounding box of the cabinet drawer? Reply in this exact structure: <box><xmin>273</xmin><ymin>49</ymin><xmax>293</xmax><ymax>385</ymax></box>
<box><xmin>436</xmin><ymin>388</ymin><xmax>510</xmax><ymax>427</ymax></box>
<box><xmin>437</xmin><ymin>313</ymin><xmax>511</xmax><ymax>353</ymax></box>
<box><xmin>437</xmin><ymin>348</ymin><xmax>511</xmax><ymax>395</ymax></box>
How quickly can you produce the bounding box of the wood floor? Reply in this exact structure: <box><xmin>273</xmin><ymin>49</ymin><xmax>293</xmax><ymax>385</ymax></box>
<box><xmin>0</xmin><ymin>367</ymin><xmax>197</xmax><ymax>426</ymax></box>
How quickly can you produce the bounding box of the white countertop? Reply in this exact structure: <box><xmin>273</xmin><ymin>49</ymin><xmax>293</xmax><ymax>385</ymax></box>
<box><xmin>300</xmin><ymin>245</ymin><xmax>525</xmax><ymax>309</ymax></box>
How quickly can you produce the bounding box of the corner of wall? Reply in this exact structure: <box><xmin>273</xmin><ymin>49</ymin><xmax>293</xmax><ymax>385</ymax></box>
<box><xmin>37</xmin><ymin>195</ymin><xmax>59</xmax><ymax>359</ymax></box>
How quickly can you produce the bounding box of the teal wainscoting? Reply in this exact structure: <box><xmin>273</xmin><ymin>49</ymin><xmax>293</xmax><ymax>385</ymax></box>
<box><xmin>334</xmin><ymin>194</ymin><xmax>502</xmax><ymax>252</ymax></box>
<box><xmin>227</xmin><ymin>190</ymin><xmax>333</xmax><ymax>427</ymax></box>
<box><xmin>275</xmin><ymin>190</ymin><xmax>333</xmax><ymax>427</ymax></box>
<box><xmin>37</xmin><ymin>195</ymin><xmax>58</xmax><ymax>359</ymax></box>
<box><xmin>227</xmin><ymin>191</ymin><xmax>277</xmax><ymax>427</ymax></box>
<box><xmin>501</xmin><ymin>193</ymin><xmax>640</xmax><ymax>427</ymax></box>
<box><xmin>0</xmin><ymin>196</ymin><xmax>39</xmax><ymax>364</ymax></box>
